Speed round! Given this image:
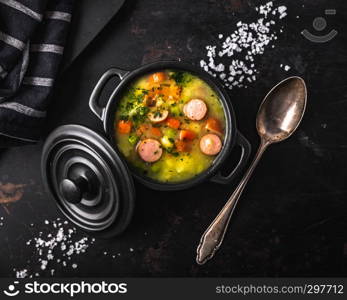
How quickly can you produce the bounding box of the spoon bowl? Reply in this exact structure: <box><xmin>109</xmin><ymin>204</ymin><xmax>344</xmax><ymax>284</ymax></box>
<box><xmin>257</xmin><ymin>77</ymin><xmax>307</xmax><ymax>143</ymax></box>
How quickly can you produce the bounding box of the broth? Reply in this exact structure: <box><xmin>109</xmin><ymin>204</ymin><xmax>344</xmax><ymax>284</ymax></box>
<box><xmin>114</xmin><ymin>70</ymin><xmax>226</xmax><ymax>183</ymax></box>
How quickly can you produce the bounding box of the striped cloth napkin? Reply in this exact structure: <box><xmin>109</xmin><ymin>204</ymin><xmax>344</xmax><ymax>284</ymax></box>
<box><xmin>0</xmin><ymin>0</ymin><xmax>74</xmax><ymax>147</ymax></box>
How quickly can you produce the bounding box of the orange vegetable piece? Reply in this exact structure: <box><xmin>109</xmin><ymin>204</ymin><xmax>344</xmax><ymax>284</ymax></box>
<box><xmin>117</xmin><ymin>120</ymin><xmax>132</xmax><ymax>134</ymax></box>
<box><xmin>147</xmin><ymin>81</ymin><xmax>181</xmax><ymax>101</ymax></box>
<box><xmin>151</xmin><ymin>127</ymin><xmax>162</xmax><ymax>137</ymax></box>
<box><xmin>205</xmin><ymin>118</ymin><xmax>222</xmax><ymax>134</ymax></box>
<box><xmin>149</xmin><ymin>72</ymin><xmax>166</xmax><ymax>83</ymax></box>
<box><xmin>166</xmin><ymin>117</ymin><xmax>181</xmax><ymax>129</ymax></box>
<box><xmin>179</xmin><ymin>129</ymin><xmax>196</xmax><ymax>141</ymax></box>
<box><xmin>136</xmin><ymin>124</ymin><xmax>150</xmax><ymax>136</ymax></box>
<box><xmin>175</xmin><ymin>140</ymin><xmax>191</xmax><ymax>152</ymax></box>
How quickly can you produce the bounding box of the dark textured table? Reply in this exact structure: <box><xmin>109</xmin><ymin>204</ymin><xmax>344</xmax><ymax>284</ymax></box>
<box><xmin>1</xmin><ymin>0</ymin><xmax>347</xmax><ymax>277</ymax></box>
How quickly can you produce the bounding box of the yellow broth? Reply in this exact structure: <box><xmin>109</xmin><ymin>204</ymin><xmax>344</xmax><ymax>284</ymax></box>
<box><xmin>114</xmin><ymin>70</ymin><xmax>226</xmax><ymax>183</ymax></box>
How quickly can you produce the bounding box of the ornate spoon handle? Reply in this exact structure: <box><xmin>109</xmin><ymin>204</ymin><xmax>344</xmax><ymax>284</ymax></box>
<box><xmin>196</xmin><ymin>140</ymin><xmax>269</xmax><ymax>265</ymax></box>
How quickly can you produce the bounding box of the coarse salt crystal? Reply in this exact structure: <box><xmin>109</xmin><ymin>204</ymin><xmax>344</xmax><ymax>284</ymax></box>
<box><xmin>199</xmin><ymin>1</ymin><xmax>288</xmax><ymax>90</ymax></box>
<box><xmin>16</xmin><ymin>269</ymin><xmax>28</xmax><ymax>278</ymax></box>
<box><xmin>14</xmin><ymin>218</ymin><xmax>95</xmax><ymax>278</ymax></box>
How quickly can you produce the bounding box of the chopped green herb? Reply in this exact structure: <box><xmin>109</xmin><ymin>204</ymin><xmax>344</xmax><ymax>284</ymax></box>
<box><xmin>118</xmin><ymin>87</ymin><xmax>150</xmax><ymax>125</ymax></box>
<box><xmin>170</xmin><ymin>71</ymin><xmax>193</xmax><ymax>87</ymax></box>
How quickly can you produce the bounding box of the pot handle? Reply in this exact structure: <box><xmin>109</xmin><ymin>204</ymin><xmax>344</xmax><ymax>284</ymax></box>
<box><xmin>210</xmin><ymin>131</ymin><xmax>251</xmax><ymax>185</ymax></box>
<box><xmin>89</xmin><ymin>68</ymin><xmax>129</xmax><ymax>120</ymax></box>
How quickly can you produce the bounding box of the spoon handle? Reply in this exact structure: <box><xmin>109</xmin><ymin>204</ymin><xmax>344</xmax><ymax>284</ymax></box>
<box><xmin>196</xmin><ymin>140</ymin><xmax>269</xmax><ymax>265</ymax></box>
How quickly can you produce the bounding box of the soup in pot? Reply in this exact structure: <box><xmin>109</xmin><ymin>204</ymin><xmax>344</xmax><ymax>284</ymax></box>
<box><xmin>114</xmin><ymin>70</ymin><xmax>226</xmax><ymax>183</ymax></box>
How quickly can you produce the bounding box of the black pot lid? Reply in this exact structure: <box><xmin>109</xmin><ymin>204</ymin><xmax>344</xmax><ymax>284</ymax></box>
<box><xmin>41</xmin><ymin>125</ymin><xmax>135</xmax><ymax>238</ymax></box>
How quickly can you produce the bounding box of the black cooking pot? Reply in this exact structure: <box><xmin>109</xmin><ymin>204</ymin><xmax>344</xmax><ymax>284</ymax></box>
<box><xmin>89</xmin><ymin>61</ymin><xmax>251</xmax><ymax>191</ymax></box>
<box><xmin>42</xmin><ymin>61</ymin><xmax>251</xmax><ymax>238</ymax></box>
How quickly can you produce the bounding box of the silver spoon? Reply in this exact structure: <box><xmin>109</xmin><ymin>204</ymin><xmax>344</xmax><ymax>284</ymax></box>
<box><xmin>196</xmin><ymin>76</ymin><xmax>307</xmax><ymax>265</ymax></box>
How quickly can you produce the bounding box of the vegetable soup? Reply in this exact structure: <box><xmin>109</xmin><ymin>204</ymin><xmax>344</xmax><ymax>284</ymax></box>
<box><xmin>114</xmin><ymin>70</ymin><xmax>226</xmax><ymax>183</ymax></box>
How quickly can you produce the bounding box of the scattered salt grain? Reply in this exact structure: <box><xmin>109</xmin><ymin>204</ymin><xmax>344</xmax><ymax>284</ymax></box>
<box><xmin>200</xmin><ymin>1</ymin><xmax>288</xmax><ymax>89</ymax></box>
<box><xmin>16</xmin><ymin>269</ymin><xmax>28</xmax><ymax>279</ymax></box>
<box><xmin>40</xmin><ymin>260</ymin><xmax>48</xmax><ymax>270</ymax></box>
<box><xmin>284</xmin><ymin>65</ymin><xmax>291</xmax><ymax>71</ymax></box>
<box><xmin>13</xmin><ymin>218</ymin><xmax>95</xmax><ymax>278</ymax></box>
<box><xmin>278</xmin><ymin>6</ymin><xmax>287</xmax><ymax>19</ymax></box>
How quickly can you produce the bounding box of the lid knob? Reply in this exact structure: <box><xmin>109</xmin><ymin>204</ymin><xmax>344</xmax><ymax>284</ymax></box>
<box><xmin>59</xmin><ymin>164</ymin><xmax>98</xmax><ymax>204</ymax></box>
<box><xmin>60</xmin><ymin>178</ymin><xmax>87</xmax><ymax>204</ymax></box>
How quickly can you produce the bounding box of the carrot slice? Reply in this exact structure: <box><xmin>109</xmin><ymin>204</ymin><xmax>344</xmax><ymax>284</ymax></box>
<box><xmin>166</xmin><ymin>117</ymin><xmax>181</xmax><ymax>129</ymax></box>
<box><xmin>151</xmin><ymin>127</ymin><xmax>162</xmax><ymax>137</ymax></box>
<box><xmin>117</xmin><ymin>120</ymin><xmax>132</xmax><ymax>134</ymax></box>
<box><xmin>179</xmin><ymin>129</ymin><xmax>196</xmax><ymax>141</ymax></box>
<box><xmin>205</xmin><ymin>118</ymin><xmax>222</xmax><ymax>134</ymax></box>
<box><xmin>149</xmin><ymin>72</ymin><xmax>166</xmax><ymax>83</ymax></box>
<box><xmin>175</xmin><ymin>140</ymin><xmax>191</xmax><ymax>152</ymax></box>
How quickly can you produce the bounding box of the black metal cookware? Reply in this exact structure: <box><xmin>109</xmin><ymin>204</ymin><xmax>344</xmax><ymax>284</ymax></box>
<box><xmin>89</xmin><ymin>61</ymin><xmax>251</xmax><ymax>190</ymax></box>
<box><xmin>42</xmin><ymin>61</ymin><xmax>251</xmax><ymax>238</ymax></box>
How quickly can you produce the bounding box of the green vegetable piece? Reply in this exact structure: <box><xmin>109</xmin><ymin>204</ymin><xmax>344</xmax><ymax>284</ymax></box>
<box><xmin>170</xmin><ymin>71</ymin><xmax>193</xmax><ymax>87</ymax></box>
<box><xmin>162</xmin><ymin>127</ymin><xmax>177</xmax><ymax>139</ymax></box>
<box><xmin>128</xmin><ymin>134</ymin><xmax>139</xmax><ymax>146</ymax></box>
<box><xmin>160</xmin><ymin>135</ymin><xmax>174</xmax><ymax>151</ymax></box>
<box><xmin>170</xmin><ymin>104</ymin><xmax>181</xmax><ymax>116</ymax></box>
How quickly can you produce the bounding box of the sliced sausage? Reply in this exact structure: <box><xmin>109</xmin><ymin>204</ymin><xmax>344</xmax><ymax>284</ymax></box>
<box><xmin>183</xmin><ymin>99</ymin><xmax>208</xmax><ymax>121</ymax></box>
<box><xmin>137</xmin><ymin>139</ymin><xmax>163</xmax><ymax>162</ymax></box>
<box><xmin>200</xmin><ymin>134</ymin><xmax>222</xmax><ymax>156</ymax></box>
<box><xmin>148</xmin><ymin>109</ymin><xmax>169</xmax><ymax>123</ymax></box>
